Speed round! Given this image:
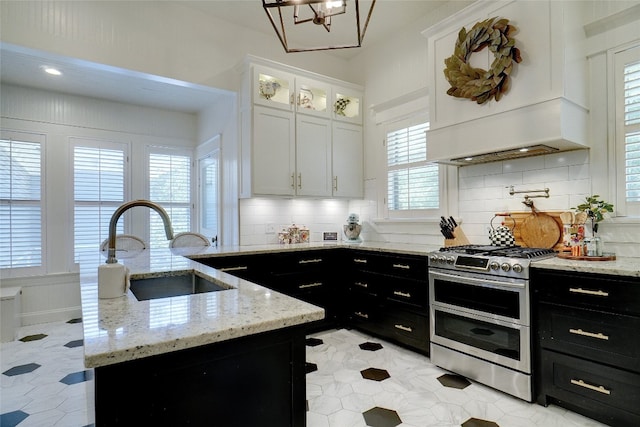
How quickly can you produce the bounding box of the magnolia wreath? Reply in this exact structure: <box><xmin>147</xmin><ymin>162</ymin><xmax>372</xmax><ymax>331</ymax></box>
<box><xmin>443</xmin><ymin>17</ymin><xmax>522</xmax><ymax>105</ymax></box>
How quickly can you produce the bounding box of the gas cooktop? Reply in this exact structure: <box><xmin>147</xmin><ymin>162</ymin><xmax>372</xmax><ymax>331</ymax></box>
<box><xmin>438</xmin><ymin>245</ymin><xmax>556</xmax><ymax>260</ymax></box>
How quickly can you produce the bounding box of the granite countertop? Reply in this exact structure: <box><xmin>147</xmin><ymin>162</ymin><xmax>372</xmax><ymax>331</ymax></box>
<box><xmin>81</xmin><ymin>248</ymin><xmax>326</xmax><ymax>368</ymax></box>
<box><xmin>531</xmin><ymin>255</ymin><xmax>640</xmax><ymax>278</ymax></box>
<box><xmin>81</xmin><ymin>241</ymin><xmax>638</xmax><ymax>369</ymax></box>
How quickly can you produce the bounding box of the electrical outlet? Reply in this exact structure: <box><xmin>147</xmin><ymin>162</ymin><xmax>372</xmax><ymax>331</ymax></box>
<box><xmin>266</xmin><ymin>223</ymin><xmax>275</xmax><ymax>234</ymax></box>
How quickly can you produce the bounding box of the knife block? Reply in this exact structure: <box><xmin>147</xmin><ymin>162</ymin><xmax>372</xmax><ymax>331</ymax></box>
<box><xmin>444</xmin><ymin>226</ymin><xmax>470</xmax><ymax>247</ymax></box>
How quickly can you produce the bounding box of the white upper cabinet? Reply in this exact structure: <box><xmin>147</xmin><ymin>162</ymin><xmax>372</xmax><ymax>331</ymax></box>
<box><xmin>240</xmin><ymin>57</ymin><xmax>363</xmax><ymax>199</ymax></box>
<box><xmin>332</xmin><ymin>122</ymin><xmax>363</xmax><ymax>198</ymax></box>
<box><xmin>253</xmin><ymin>65</ymin><xmax>295</xmax><ymax>111</ymax></box>
<box><xmin>332</xmin><ymin>86</ymin><xmax>362</xmax><ymax>124</ymax></box>
<box><xmin>295</xmin><ymin>77</ymin><xmax>331</xmax><ymax>118</ymax></box>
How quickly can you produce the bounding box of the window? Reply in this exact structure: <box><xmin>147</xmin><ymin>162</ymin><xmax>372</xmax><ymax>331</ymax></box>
<box><xmin>73</xmin><ymin>139</ymin><xmax>127</xmax><ymax>273</ymax></box>
<box><xmin>385</xmin><ymin>118</ymin><xmax>439</xmax><ymax>217</ymax></box>
<box><xmin>0</xmin><ymin>131</ymin><xmax>44</xmax><ymax>273</ymax></box>
<box><xmin>615</xmin><ymin>44</ymin><xmax>640</xmax><ymax>215</ymax></box>
<box><xmin>148</xmin><ymin>148</ymin><xmax>192</xmax><ymax>247</ymax></box>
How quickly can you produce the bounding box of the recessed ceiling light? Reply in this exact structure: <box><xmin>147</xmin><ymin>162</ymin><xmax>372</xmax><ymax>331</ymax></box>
<box><xmin>42</xmin><ymin>66</ymin><xmax>62</xmax><ymax>76</ymax></box>
<box><xmin>519</xmin><ymin>147</ymin><xmax>529</xmax><ymax>152</ymax></box>
<box><xmin>464</xmin><ymin>157</ymin><xmax>473</xmax><ymax>161</ymax></box>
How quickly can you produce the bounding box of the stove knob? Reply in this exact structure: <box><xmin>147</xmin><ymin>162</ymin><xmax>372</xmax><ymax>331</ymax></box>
<box><xmin>512</xmin><ymin>263</ymin><xmax>523</xmax><ymax>273</ymax></box>
<box><xmin>446</xmin><ymin>256</ymin><xmax>455</xmax><ymax>265</ymax></box>
<box><xmin>430</xmin><ymin>255</ymin><xmax>439</xmax><ymax>263</ymax></box>
<box><xmin>501</xmin><ymin>263</ymin><xmax>511</xmax><ymax>272</ymax></box>
<box><xmin>489</xmin><ymin>261</ymin><xmax>500</xmax><ymax>270</ymax></box>
<box><xmin>438</xmin><ymin>256</ymin><xmax>447</xmax><ymax>264</ymax></box>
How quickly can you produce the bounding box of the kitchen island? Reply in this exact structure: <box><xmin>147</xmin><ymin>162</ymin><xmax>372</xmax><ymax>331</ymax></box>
<box><xmin>80</xmin><ymin>248</ymin><xmax>324</xmax><ymax>426</ymax></box>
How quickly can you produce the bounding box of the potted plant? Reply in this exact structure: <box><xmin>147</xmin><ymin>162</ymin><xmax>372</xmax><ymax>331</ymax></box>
<box><xmin>573</xmin><ymin>195</ymin><xmax>614</xmax><ymax>256</ymax></box>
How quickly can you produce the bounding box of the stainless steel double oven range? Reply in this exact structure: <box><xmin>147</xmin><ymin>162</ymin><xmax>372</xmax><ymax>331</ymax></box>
<box><xmin>428</xmin><ymin>245</ymin><xmax>555</xmax><ymax>401</ymax></box>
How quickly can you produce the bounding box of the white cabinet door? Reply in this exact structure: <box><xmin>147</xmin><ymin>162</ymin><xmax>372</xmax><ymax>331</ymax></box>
<box><xmin>295</xmin><ymin>77</ymin><xmax>331</xmax><ymax>119</ymax></box>
<box><xmin>332</xmin><ymin>86</ymin><xmax>363</xmax><ymax>124</ymax></box>
<box><xmin>332</xmin><ymin>122</ymin><xmax>363</xmax><ymax>198</ymax></box>
<box><xmin>252</xmin><ymin>106</ymin><xmax>295</xmax><ymax>196</ymax></box>
<box><xmin>296</xmin><ymin>115</ymin><xmax>332</xmax><ymax>197</ymax></box>
<box><xmin>253</xmin><ymin>65</ymin><xmax>295</xmax><ymax>111</ymax></box>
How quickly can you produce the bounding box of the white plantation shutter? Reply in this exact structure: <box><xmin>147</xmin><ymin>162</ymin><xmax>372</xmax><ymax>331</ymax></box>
<box><xmin>73</xmin><ymin>140</ymin><xmax>127</xmax><ymax>273</ymax></box>
<box><xmin>386</xmin><ymin>121</ymin><xmax>439</xmax><ymax>212</ymax></box>
<box><xmin>148</xmin><ymin>149</ymin><xmax>192</xmax><ymax>247</ymax></box>
<box><xmin>624</xmin><ymin>58</ymin><xmax>640</xmax><ymax>202</ymax></box>
<box><xmin>0</xmin><ymin>133</ymin><xmax>44</xmax><ymax>271</ymax></box>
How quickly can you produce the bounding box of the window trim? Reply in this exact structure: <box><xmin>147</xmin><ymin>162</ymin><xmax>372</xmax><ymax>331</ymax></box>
<box><xmin>613</xmin><ymin>43</ymin><xmax>640</xmax><ymax>217</ymax></box>
<box><xmin>145</xmin><ymin>145</ymin><xmax>195</xmax><ymax>247</ymax></box>
<box><xmin>382</xmin><ymin>113</ymin><xmax>445</xmax><ymax>220</ymax></box>
<box><xmin>0</xmin><ymin>129</ymin><xmax>47</xmax><ymax>277</ymax></box>
<box><xmin>70</xmin><ymin>137</ymin><xmax>130</xmax><ymax>273</ymax></box>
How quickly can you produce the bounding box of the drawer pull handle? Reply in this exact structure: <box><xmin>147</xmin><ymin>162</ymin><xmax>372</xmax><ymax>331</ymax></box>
<box><xmin>355</xmin><ymin>282</ymin><xmax>368</xmax><ymax>288</ymax></box>
<box><xmin>569</xmin><ymin>287</ymin><xmax>609</xmax><ymax>297</ymax></box>
<box><xmin>394</xmin><ymin>324</ymin><xmax>413</xmax><ymax>333</ymax></box>
<box><xmin>393</xmin><ymin>290</ymin><xmax>411</xmax><ymax>298</ymax></box>
<box><xmin>299</xmin><ymin>282</ymin><xmax>323</xmax><ymax>289</ymax></box>
<box><xmin>569</xmin><ymin>328</ymin><xmax>609</xmax><ymax>340</ymax></box>
<box><xmin>392</xmin><ymin>263</ymin><xmax>410</xmax><ymax>270</ymax></box>
<box><xmin>354</xmin><ymin>258</ymin><xmax>367</xmax><ymax>264</ymax></box>
<box><xmin>220</xmin><ymin>266</ymin><xmax>248</xmax><ymax>272</ymax></box>
<box><xmin>355</xmin><ymin>311</ymin><xmax>369</xmax><ymax>319</ymax></box>
<box><xmin>570</xmin><ymin>379</ymin><xmax>611</xmax><ymax>395</ymax></box>
<box><xmin>299</xmin><ymin>258</ymin><xmax>322</xmax><ymax>264</ymax></box>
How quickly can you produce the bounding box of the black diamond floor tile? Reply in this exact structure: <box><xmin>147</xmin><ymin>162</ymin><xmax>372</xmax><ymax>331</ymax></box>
<box><xmin>306</xmin><ymin>337</ymin><xmax>324</xmax><ymax>347</ymax></box>
<box><xmin>462</xmin><ymin>417</ymin><xmax>500</xmax><ymax>427</ymax></box>
<box><xmin>0</xmin><ymin>410</ymin><xmax>29</xmax><ymax>427</ymax></box>
<box><xmin>359</xmin><ymin>342</ymin><xmax>383</xmax><ymax>351</ymax></box>
<box><xmin>362</xmin><ymin>406</ymin><xmax>402</xmax><ymax>427</ymax></box>
<box><xmin>60</xmin><ymin>370</ymin><xmax>93</xmax><ymax>385</ymax></box>
<box><xmin>67</xmin><ymin>318</ymin><xmax>83</xmax><ymax>324</ymax></box>
<box><xmin>64</xmin><ymin>339</ymin><xmax>84</xmax><ymax>348</ymax></box>
<box><xmin>437</xmin><ymin>373</ymin><xmax>471</xmax><ymax>389</ymax></box>
<box><xmin>3</xmin><ymin>363</ymin><xmax>41</xmax><ymax>376</ymax></box>
<box><xmin>19</xmin><ymin>333</ymin><xmax>47</xmax><ymax>342</ymax></box>
<box><xmin>361</xmin><ymin>367</ymin><xmax>390</xmax><ymax>381</ymax></box>
<box><xmin>305</xmin><ymin>362</ymin><xmax>318</xmax><ymax>374</ymax></box>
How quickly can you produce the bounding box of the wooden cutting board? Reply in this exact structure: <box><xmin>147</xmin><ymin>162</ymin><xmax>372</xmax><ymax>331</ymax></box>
<box><xmin>517</xmin><ymin>209</ymin><xmax>561</xmax><ymax>249</ymax></box>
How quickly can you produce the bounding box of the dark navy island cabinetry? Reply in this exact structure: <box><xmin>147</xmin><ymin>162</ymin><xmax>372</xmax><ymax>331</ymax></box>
<box><xmin>532</xmin><ymin>269</ymin><xmax>640</xmax><ymax>427</ymax></box>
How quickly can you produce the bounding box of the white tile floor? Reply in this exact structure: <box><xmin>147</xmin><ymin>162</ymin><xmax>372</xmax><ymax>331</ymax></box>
<box><xmin>1</xmin><ymin>320</ymin><xmax>608</xmax><ymax>427</ymax></box>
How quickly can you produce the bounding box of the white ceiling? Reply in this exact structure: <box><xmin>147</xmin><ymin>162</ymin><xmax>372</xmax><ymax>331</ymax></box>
<box><xmin>0</xmin><ymin>1</ymin><xmax>448</xmax><ymax>113</ymax></box>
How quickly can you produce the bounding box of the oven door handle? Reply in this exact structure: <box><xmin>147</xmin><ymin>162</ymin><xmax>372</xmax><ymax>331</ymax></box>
<box><xmin>429</xmin><ymin>270</ymin><xmax>525</xmax><ymax>290</ymax></box>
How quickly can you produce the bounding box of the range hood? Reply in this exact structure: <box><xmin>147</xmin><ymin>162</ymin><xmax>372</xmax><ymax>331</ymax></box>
<box><xmin>423</xmin><ymin>1</ymin><xmax>590</xmax><ymax>167</ymax></box>
<box><xmin>427</xmin><ymin>97</ymin><xmax>589</xmax><ymax>166</ymax></box>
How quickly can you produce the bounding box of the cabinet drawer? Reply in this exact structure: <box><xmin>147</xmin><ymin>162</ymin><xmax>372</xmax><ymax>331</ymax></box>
<box><xmin>268</xmin><ymin>272</ymin><xmax>332</xmax><ymax>295</ymax></box>
<box><xmin>533</xmin><ymin>270</ymin><xmax>640</xmax><ymax>316</ymax></box>
<box><xmin>271</xmin><ymin>251</ymin><xmax>331</xmax><ymax>274</ymax></box>
<box><xmin>380</xmin><ymin>255</ymin><xmax>427</xmax><ymax>280</ymax></box>
<box><xmin>384</xmin><ymin>278</ymin><xmax>428</xmax><ymax>309</ymax></box>
<box><xmin>346</xmin><ymin>271</ymin><xmax>380</xmax><ymax>297</ymax></box>
<box><xmin>348</xmin><ymin>295</ymin><xmax>383</xmax><ymax>333</ymax></box>
<box><xmin>346</xmin><ymin>251</ymin><xmax>384</xmax><ymax>272</ymax></box>
<box><xmin>381</xmin><ymin>309</ymin><xmax>429</xmax><ymax>353</ymax></box>
<box><xmin>539</xmin><ymin>304</ymin><xmax>640</xmax><ymax>372</ymax></box>
<box><xmin>540</xmin><ymin>350</ymin><xmax>640</xmax><ymax>426</ymax></box>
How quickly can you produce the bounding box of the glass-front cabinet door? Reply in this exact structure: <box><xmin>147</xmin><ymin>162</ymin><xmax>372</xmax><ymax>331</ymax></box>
<box><xmin>332</xmin><ymin>87</ymin><xmax>362</xmax><ymax>124</ymax></box>
<box><xmin>253</xmin><ymin>65</ymin><xmax>295</xmax><ymax>111</ymax></box>
<box><xmin>295</xmin><ymin>77</ymin><xmax>330</xmax><ymax>118</ymax></box>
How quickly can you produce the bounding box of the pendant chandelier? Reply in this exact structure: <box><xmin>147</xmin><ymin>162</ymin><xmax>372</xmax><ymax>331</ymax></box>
<box><xmin>262</xmin><ymin>0</ymin><xmax>376</xmax><ymax>53</ymax></box>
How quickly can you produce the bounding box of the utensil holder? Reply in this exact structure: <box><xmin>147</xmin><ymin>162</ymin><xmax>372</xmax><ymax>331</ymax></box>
<box><xmin>444</xmin><ymin>226</ymin><xmax>470</xmax><ymax>247</ymax></box>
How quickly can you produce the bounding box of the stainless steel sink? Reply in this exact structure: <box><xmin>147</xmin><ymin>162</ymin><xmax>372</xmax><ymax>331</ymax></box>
<box><xmin>129</xmin><ymin>271</ymin><xmax>231</xmax><ymax>301</ymax></box>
